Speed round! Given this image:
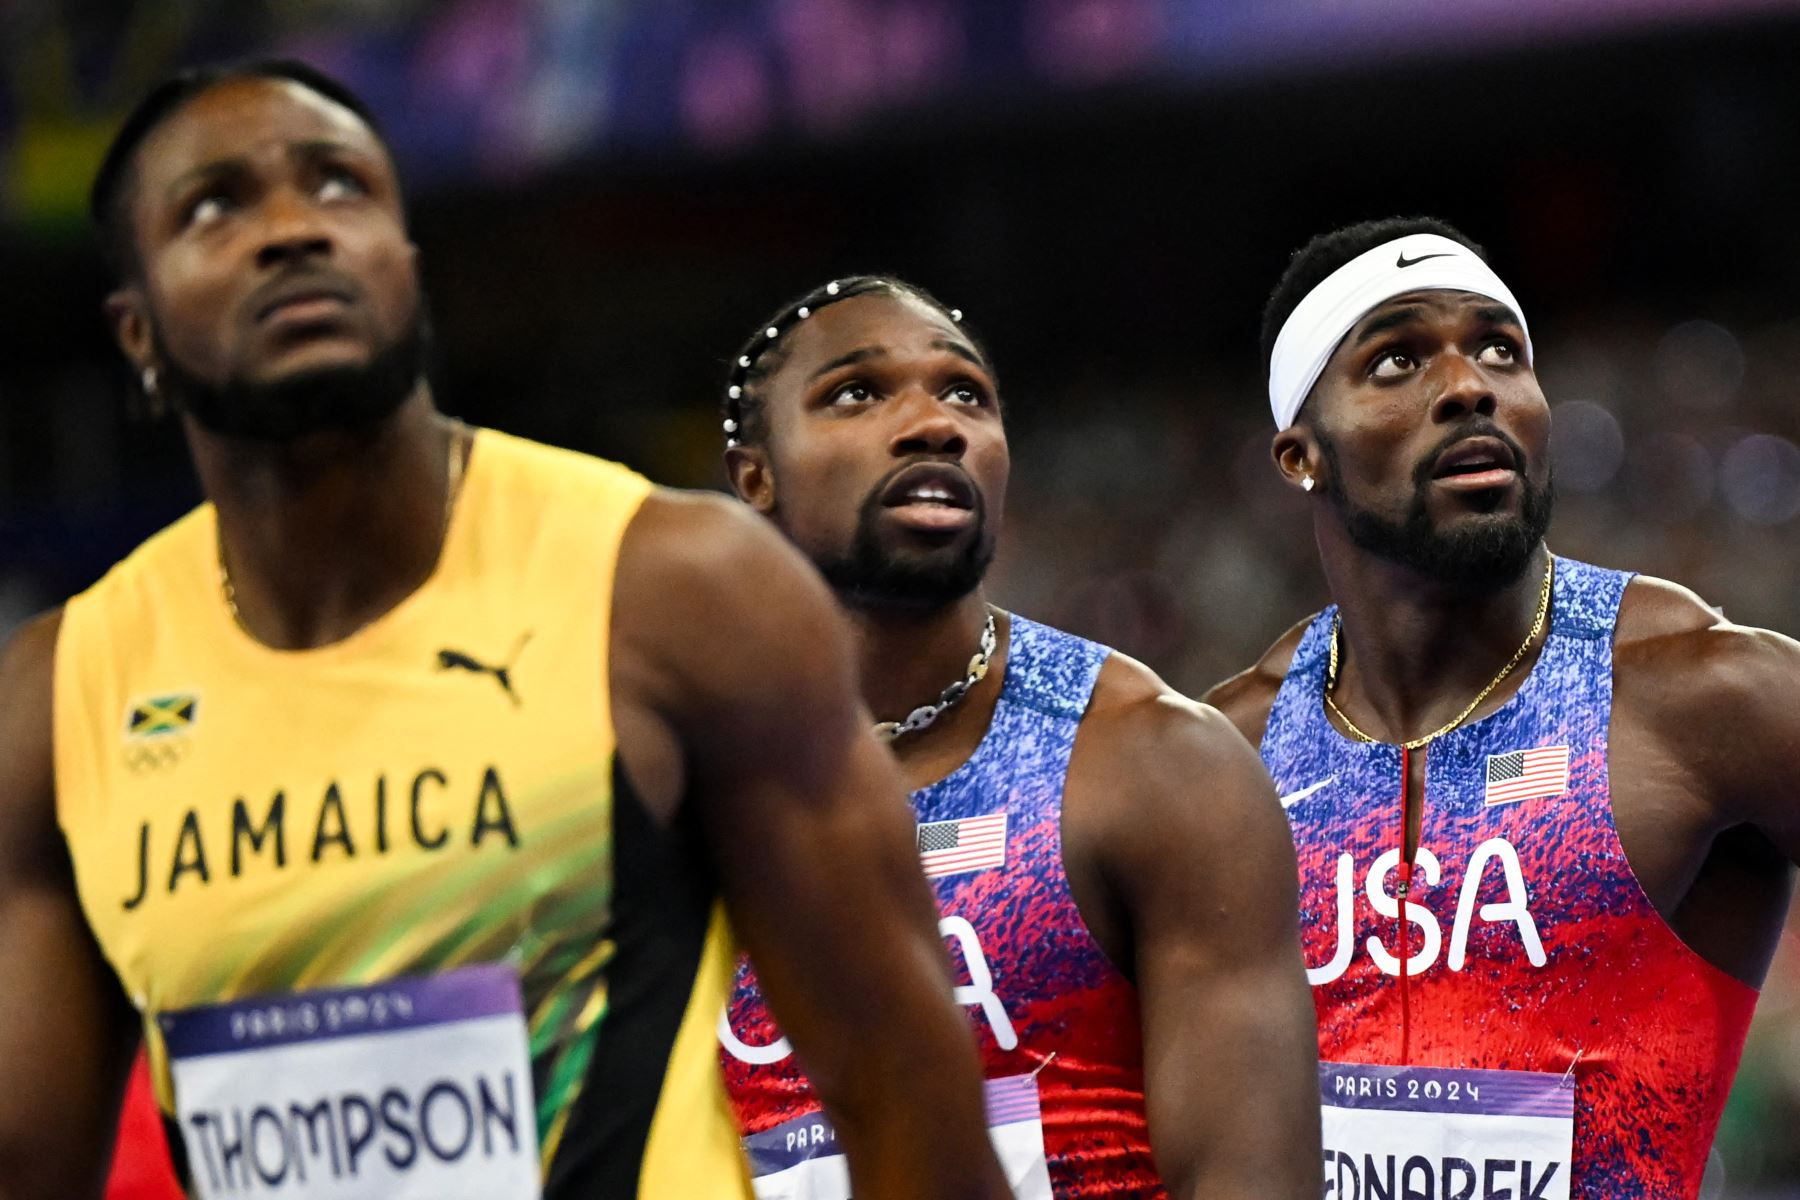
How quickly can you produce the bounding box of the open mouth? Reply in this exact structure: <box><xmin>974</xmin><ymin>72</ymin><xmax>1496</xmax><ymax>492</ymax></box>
<box><xmin>1430</xmin><ymin>436</ymin><xmax>1519</xmax><ymax>490</ymax></box>
<box><xmin>879</xmin><ymin>462</ymin><xmax>978</xmax><ymax>531</ymax></box>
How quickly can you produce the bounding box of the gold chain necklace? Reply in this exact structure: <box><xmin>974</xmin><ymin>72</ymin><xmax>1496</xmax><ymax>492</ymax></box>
<box><xmin>220</xmin><ymin>420</ymin><xmax>466</xmax><ymax>634</ymax></box>
<box><xmin>1325</xmin><ymin>558</ymin><xmax>1554</xmax><ymax>749</ymax></box>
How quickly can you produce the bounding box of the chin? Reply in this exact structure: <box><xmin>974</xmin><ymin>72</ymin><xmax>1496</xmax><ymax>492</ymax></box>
<box><xmin>250</xmin><ymin>333</ymin><xmax>377</xmax><ymax>381</ymax></box>
<box><xmin>1434</xmin><ymin>485</ymin><xmax>1524</xmax><ymax>519</ymax></box>
<box><xmin>883</xmin><ymin>523</ymin><xmax>978</xmax><ymax>554</ymax></box>
<box><xmin>1437</xmin><ymin>507</ymin><xmax>1523</xmax><ymax>537</ymax></box>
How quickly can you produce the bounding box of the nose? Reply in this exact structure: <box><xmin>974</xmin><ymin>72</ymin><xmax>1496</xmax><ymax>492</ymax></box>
<box><xmin>254</xmin><ymin>186</ymin><xmax>333</xmax><ymax>270</ymax></box>
<box><xmin>889</xmin><ymin>388</ymin><xmax>968</xmax><ymax>458</ymax></box>
<box><xmin>1428</xmin><ymin>351</ymin><xmax>1497</xmax><ymax>424</ymax></box>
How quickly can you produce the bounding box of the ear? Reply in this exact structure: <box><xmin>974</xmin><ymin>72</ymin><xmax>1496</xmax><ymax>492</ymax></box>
<box><xmin>725</xmin><ymin>444</ymin><xmax>776</xmax><ymax>514</ymax></box>
<box><xmin>1272</xmin><ymin>426</ymin><xmax>1321</xmax><ymax>495</ymax></box>
<box><xmin>104</xmin><ymin>285</ymin><xmax>156</xmax><ymax>374</ymax></box>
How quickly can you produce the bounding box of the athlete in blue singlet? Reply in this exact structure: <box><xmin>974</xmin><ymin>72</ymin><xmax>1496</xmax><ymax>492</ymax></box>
<box><xmin>714</xmin><ymin>276</ymin><xmax>1320</xmax><ymax>1199</ymax></box>
<box><xmin>1209</xmin><ymin>216</ymin><xmax>1800</xmax><ymax>1199</ymax></box>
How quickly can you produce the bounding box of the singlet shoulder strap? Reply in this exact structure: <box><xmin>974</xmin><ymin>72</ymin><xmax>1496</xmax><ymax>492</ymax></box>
<box><xmin>996</xmin><ymin>614</ymin><xmax>1108</xmax><ymax>724</ymax></box>
<box><xmin>1289</xmin><ymin>608</ymin><xmax>1335</xmax><ymax>680</ymax></box>
<box><xmin>1547</xmin><ymin>556</ymin><xmax>1634</xmax><ymax>643</ymax></box>
<box><xmin>1261</xmin><ymin>608</ymin><xmax>1335</xmax><ymax>755</ymax></box>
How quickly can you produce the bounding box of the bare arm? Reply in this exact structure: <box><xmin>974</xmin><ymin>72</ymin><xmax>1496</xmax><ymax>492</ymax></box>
<box><xmin>0</xmin><ymin>611</ymin><xmax>140</xmax><ymax>1199</ymax></box>
<box><xmin>611</xmin><ymin>491</ymin><xmax>1006</xmax><ymax>1200</ymax></box>
<box><xmin>1069</xmin><ymin>668</ymin><xmax>1320</xmax><ymax>1200</ymax></box>
<box><xmin>1615</xmin><ymin>581</ymin><xmax>1800</xmax><ymax>864</ymax></box>
<box><xmin>1707</xmin><ymin>626</ymin><xmax>1800</xmax><ymax>862</ymax></box>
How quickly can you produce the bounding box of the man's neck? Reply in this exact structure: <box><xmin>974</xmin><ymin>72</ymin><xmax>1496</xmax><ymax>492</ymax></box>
<box><xmin>846</xmin><ymin>589</ymin><xmax>996</xmax><ymax>729</ymax></box>
<box><xmin>1318</xmin><ymin>530</ymin><xmax>1552</xmax><ymax>743</ymax></box>
<box><xmin>188</xmin><ymin>387</ymin><xmax>454</xmax><ymax>650</ymax></box>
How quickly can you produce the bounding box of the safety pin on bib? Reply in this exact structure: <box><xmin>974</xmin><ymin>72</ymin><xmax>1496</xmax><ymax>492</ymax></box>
<box><xmin>1559</xmin><ymin>1047</ymin><xmax>1584</xmax><ymax>1090</ymax></box>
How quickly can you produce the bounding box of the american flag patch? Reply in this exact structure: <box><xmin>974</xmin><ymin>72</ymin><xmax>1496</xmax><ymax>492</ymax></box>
<box><xmin>917</xmin><ymin>813</ymin><xmax>1008</xmax><ymax>879</ymax></box>
<box><xmin>1484</xmin><ymin>746</ymin><xmax>1570</xmax><ymax>806</ymax></box>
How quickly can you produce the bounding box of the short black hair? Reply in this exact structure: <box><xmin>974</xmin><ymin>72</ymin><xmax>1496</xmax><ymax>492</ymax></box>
<box><xmin>89</xmin><ymin>58</ymin><xmax>390</xmax><ymax>281</ymax></box>
<box><xmin>723</xmin><ymin>274</ymin><xmax>993</xmax><ymax>448</ymax></box>
<box><xmin>1258</xmin><ymin>216</ymin><xmax>1486</xmax><ymax>372</ymax></box>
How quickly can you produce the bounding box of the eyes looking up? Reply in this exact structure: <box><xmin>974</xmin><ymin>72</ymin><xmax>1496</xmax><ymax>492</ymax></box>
<box><xmin>1367</xmin><ymin>336</ymin><xmax>1522</xmax><ymax>382</ymax></box>
<box><xmin>824</xmin><ymin>378</ymin><xmax>991</xmax><ymax>410</ymax></box>
<box><xmin>176</xmin><ymin>156</ymin><xmax>374</xmax><ymax>234</ymax></box>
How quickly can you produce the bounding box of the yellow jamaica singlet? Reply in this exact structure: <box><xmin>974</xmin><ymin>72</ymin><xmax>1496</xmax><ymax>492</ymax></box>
<box><xmin>53</xmin><ymin>428</ymin><xmax>751</xmax><ymax>1200</ymax></box>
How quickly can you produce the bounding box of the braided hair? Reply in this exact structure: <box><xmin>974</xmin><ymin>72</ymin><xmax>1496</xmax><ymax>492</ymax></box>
<box><xmin>723</xmin><ymin>275</ymin><xmax>985</xmax><ymax>448</ymax></box>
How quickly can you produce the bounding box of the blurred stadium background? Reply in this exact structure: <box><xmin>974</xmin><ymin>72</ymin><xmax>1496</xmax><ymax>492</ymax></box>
<box><xmin>5</xmin><ymin>1</ymin><xmax>1800</xmax><ymax>1194</ymax></box>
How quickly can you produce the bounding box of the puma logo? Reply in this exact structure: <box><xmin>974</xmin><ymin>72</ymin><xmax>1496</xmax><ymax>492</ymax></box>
<box><xmin>436</xmin><ymin>633</ymin><xmax>532</xmax><ymax>706</ymax></box>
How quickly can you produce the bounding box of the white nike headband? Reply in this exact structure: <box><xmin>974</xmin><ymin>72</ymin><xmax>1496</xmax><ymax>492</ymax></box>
<box><xmin>1267</xmin><ymin>233</ymin><xmax>1533</xmax><ymax>430</ymax></box>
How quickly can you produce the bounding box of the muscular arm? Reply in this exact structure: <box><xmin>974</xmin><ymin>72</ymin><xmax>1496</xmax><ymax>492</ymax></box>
<box><xmin>611</xmin><ymin>492</ymin><xmax>1006</xmax><ymax>1200</ymax></box>
<box><xmin>1674</xmin><ymin>634</ymin><xmax>1800</xmax><ymax>864</ymax></box>
<box><xmin>1616</xmin><ymin>578</ymin><xmax>1800</xmax><ymax>864</ymax></box>
<box><xmin>1069</xmin><ymin>665</ymin><xmax>1320</xmax><ymax>1200</ymax></box>
<box><xmin>0</xmin><ymin>612</ymin><xmax>139</xmax><ymax>1199</ymax></box>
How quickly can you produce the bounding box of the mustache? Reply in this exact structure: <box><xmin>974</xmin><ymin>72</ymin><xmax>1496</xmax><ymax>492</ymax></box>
<box><xmin>861</xmin><ymin>457</ymin><xmax>985</xmax><ymax>511</ymax></box>
<box><xmin>245</xmin><ymin>265</ymin><xmax>368</xmax><ymax>321</ymax></box>
<box><xmin>1411</xmin><ymin>421</ymin><xmax>1531</xmax><ymax>490</ymax></box>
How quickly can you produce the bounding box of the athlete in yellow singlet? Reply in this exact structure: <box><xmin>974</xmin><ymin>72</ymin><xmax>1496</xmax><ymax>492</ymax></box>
<box><xmin>0</xmin><ymin>60</ymin><xmax>1008</xmax><ymax>1200</ymax></box>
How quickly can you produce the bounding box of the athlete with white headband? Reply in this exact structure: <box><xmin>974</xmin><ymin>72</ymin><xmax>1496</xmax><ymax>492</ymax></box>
<box><xmin>1207</xmin><ymin>215</ymin><xmax>1800</xmax><ymax>1199</ymax></box>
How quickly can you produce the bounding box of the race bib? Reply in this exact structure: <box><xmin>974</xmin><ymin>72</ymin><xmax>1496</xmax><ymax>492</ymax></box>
<box><xmin>1320</xmin><ymin>1063</ymin><xmax>1573</xmax><ymax>1200</ymax></box>
<box><xmin>743</xmin><ymin>1074</ymin><xmax>1052</xmax><ymax>1199</ymax></box>
<box><xmin>163</xmin><ymin>964</ymin><xmax>541</xmax><ymax>1200</ymax></box>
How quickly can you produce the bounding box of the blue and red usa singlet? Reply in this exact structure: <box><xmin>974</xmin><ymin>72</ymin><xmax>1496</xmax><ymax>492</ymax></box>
<box><xmin>1262</xmin><ymin>557</ymin><xmax>1758</xmax><ymax>1199</ymax></box>
<box><xmin>719</xmin><ymin>614</ymin><xmax>1165</xmax><ymax>1199</ymax></box>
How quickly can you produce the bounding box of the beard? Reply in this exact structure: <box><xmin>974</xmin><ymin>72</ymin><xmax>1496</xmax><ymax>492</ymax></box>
<box><xmin>1318</xmin><ymin>424</ymin><xmax>1555</xmax><ymax>592</ymax></box>
<box><xmin>812</xmin><ymin>485</ymin><xmax>996</xmax><ymax>614</ymax></box>
<box><xmin>154</xmin><ymin>307</ymin><xmax>431</xmax><ymax>442</ymax></box>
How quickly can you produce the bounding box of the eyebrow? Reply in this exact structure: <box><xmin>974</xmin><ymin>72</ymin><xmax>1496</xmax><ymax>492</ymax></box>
<box><xmin>161</xmin><ymin>139</ymin><xmax>367</xmax><ymax>203</ymax></box>
<box><xmin>1473</xmin><ymin>304</ymin><xmax>1525</xmax><ymax>330</ymax></box>
<box><xmin>1351</xmin><ymin>299</ymin><xmax>1526</xmax><ymax>349</ymax></box>
<box><xmin>164</xmin><ymin>157</ymin><xmax>243</xmax><ymax>203</ymax></box>
<box><xmin>806</xmin><ymin>338</ymin><xmax>987</xmax><ymax>382</ymax></box>
<box><xmin>931</xmin><ymin>338</ymin><xmax>987</xmax><ymax>369</ymax></box>
<box><xmin>1351</xmin><ymin>306</ymin><xmax>1425</xmax><ymax>347</ymax></box>
<box><xmin>808</xmin><ymin>346</ymin><xmax>887</xmax><ymax>382</ymax></box>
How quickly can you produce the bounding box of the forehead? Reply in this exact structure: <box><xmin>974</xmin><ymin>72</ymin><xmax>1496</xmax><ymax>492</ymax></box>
<box><xmin>1348</xmin><ymin>288</ymin><xmax>1522</xmax><ymax>339</ymax></box>
<box><xmin>774</xmin><ymin>292</ymin><xmax>975</xmax><ymax>379</ymax></box>
<box><xmin>133</xmin><ymin>77</ymin><xmax>390</xmax><ymax>201</ymax></box>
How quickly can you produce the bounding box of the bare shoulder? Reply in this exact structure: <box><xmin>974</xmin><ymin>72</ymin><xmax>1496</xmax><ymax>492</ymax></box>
<box><xmin>615</xmin><ymin>488</ymin><xmax>851</xmax><ymax>664</ymax></box>
<box><xmin>1613</xmin><ymin>574</ymin><xmax>1800</xmax><ymax>804</ymax></box>
<box><xmin>1608</xmin><ymin>574</ymin><xmax>1800</xmax><ymax>846</ymax></box>
<box><xmin>611</xmin><ymin>488</ymin><xmax>860</xmax><ymax>769</ymax></box>
<box><xmin>1200</xmin><ymin>614</ymin><xmax>1316</xmax><ymax>748</ymax></box>
<box><xmin>1086</xmin><ymin>652</ymin><xmax>1248</xmax><ymax>759</ymax></box>
<box><xmin>0</xmin><ymin>608</ymin><xmax>67</xmax><ymax>870</ymax></box>
<box><xmin>0</xmin><ymin>608</ymin><xmax>63</xmax><ymax>686</ymax></box>
<box><xmin>1064</xmin><ymin>647</ymin><xmax>1295</xmax><ymax>971</ymax></box>
<box><xmin>1614</xmin><ymin>573</ymin><xmax>1727</xmax><ymax>645</ymax></box>
<box><xmin>0</xmin><ymin>609</ymin><xmax>64</xmax><ymax>746</ymax></box>
<box><xmin>618</xmin><ymin>487</ymin><xmax>815</xmax><ymax>602</ymax></box>
<box><xmin>1076</xmin><ymin>651</ymin><xmax>1276</xmax><ymax>833</ymax></box>
<box><xmin>1615</xmin><ymin>574</ymin><xmax>1800</xmax><ymax>709</ymax></box>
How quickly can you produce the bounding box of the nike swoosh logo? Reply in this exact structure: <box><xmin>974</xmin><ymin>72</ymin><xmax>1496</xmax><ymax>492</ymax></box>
<box><xmin>1396</xmin><ymin>251</ymin><xmax>1453</xmax><ymax>268</ymax></box>
<box><xmin>1279</xmin><ymin>777</ymin><xmax>1336</xmax><ymax>809</ymax></box>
